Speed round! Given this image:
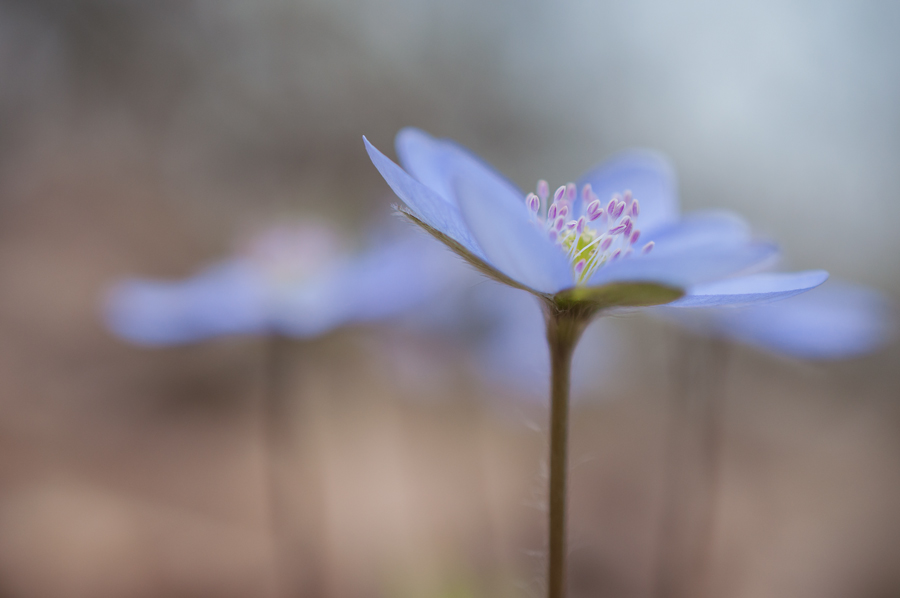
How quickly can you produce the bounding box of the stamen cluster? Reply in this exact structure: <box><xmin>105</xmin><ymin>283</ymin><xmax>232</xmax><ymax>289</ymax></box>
<box><xmin>526</xmin><ymin>180</ymin><xmax>654</xmax><ymax>284</ymax></box>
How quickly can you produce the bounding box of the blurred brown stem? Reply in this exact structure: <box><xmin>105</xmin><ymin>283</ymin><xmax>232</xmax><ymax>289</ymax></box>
<box><xmin>652</xmin><ymin>335</ymin><xmax>730</xmax><ymax>598</ymax></box>
<box><xmin>694</xmin><ymin>339</ymin><xmax>730</xmax><ymax>598</ymax></box>
<box><xmin>262</xmin><ymin>334</ymin><xmax>290</xmax><ymax>598</ymax></box>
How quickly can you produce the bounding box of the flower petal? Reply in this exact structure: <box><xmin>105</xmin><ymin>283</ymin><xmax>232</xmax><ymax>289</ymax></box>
<box><xmin>281</xmin><ymin>235</ymin><xmax>464</xmax><ymax>331</ymax></box>
<box><xmin>648</xmin><ymin>211</ymin><xmax>753</xmax><ymax>256</ymax></box>
<box><xmin>454</xmin><ymin>172</ymin><xmax>574</xmax><ymax>294</ymax></box>
<box><xmin>586</xmin><ymin>240</ymin><xmax>779</xmax><ymax>289</ymax></box>
<box><xmin>272</xmin><ymin>241</ymin><xmax>439</xmax><ymax>335</ymax></box>
<box><xmin>577</xmin><ymin>150</ymin><xmax>678</xmax><ymax>234</ymax></box>
<box><xmin>666</xmin><ymin>270</ymin><xmax>829</xmax><ymax>307</ymax></box>
<box><xmin>394</xmin><ymin>127</ymin><xmax>459</xmax><ymax>202</ymax></box>
<box><xmin>395</xmin><ymin>128</ymin><xmax>520</xmax><ymax>206</ymax></box>
<box><xmin>661</xmin><ymin>282</ymin><xmax>895</xmax><ymax>359</ymax></box>
<box><xmin>103</xmin><ymin>261</ymin><xmax>268</xmax><ymax>345</ymax></box>
<box><xmin>396</xmin><ymin>128</ymin><xmax>531</xmax><ymax>209</ymax></box>
<box><xmin>364</xmin><ymin>136</ymin><xmax>485</xmax><ymax>259</ymax></box>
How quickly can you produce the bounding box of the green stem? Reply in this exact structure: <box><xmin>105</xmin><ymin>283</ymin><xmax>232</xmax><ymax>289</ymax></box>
<box><xmin>545</xmin><ymin>309</ymin><xmax>588</xmax><ymax>598</ymax></box>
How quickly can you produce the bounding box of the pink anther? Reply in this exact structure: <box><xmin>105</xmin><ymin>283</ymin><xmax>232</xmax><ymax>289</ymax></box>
<box><xmin>553</xmin><ymin>185</ymin><xmax>566</xmax><ymax>204</ymax></box>
<box><xmin>581</xmin><ymin>184</ymin><xmax>594</xmax><ymax>203</ymax></box>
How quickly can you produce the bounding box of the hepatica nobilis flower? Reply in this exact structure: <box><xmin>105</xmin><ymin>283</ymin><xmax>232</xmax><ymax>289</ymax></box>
<box><xmin>365</xmin><ymin>129</ymin><xmax>827</xmax><ymax>316</ymax></box>
<box><xmin>364</xmin><ymin>127</ymin><xmax>829</xmax><ymax>598</ymax></box>
<box><xmin>104</xmin><ymin>222</ymin><xmax>457</xmax><ymax>345</ymax></box>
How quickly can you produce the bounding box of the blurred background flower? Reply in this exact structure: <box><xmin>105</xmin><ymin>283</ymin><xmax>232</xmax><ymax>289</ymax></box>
<box><xmin>104</xmin><ymin>221</ymin><xmax>464</xmax><ymax>344</ymax></box>
<box><xmin>1</xmin><ymin>1</ymin><xmax>899</xmax><ymax>598</ymax></box>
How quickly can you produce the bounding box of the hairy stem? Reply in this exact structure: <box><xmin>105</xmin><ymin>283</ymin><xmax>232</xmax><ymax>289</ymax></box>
<box><xmin>545</xmin><ymin>309</ymin><xmax>589</xmax><ymax>598</ymax></box>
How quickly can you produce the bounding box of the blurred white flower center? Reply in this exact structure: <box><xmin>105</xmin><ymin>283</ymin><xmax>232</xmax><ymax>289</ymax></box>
<box><xmin>240</xmin><ymin>224</ymin><xmax>345</xmax><ymax>288</ymax></box>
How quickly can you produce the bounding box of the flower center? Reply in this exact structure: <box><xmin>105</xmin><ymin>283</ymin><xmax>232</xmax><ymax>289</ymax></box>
<box><xmin>526</xmin><ymin>180</ymin><xmax>654</xmax><ymax>284</ymax></box>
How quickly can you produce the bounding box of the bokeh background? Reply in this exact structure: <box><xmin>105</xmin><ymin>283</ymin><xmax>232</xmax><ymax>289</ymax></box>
<box><xmin>1</xmin><ymin>1</ymin><xmax>899</xmax><ymax>597</ymax></box>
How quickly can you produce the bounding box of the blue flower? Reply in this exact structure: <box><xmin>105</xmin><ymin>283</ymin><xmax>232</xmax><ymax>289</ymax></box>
<box><xmin>364</xmin><ymin>128</ymin><xmax>828</xmax><ymax>313</ymax></box>
<box><xmin>104</xmin><ymin>222</ymin><xmax>461</xmax><ymax>345</ymax></box>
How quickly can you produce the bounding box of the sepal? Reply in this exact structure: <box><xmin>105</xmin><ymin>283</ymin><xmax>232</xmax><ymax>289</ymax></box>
<box><xmin>553</xmin><ymin>281</ymin><xmax>684</xmax><ymax>312</ymax></box>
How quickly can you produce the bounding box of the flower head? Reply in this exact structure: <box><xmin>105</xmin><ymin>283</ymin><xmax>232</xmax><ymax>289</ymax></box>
<box><xmin>364</xmin><ymin>128</ymin><xmax>828</xmax><ymax>318</ymax></box>
<box><xmin>103</xmin><ymin>221</ymin><xmax>459</xmax><ymax>345</ymax></box>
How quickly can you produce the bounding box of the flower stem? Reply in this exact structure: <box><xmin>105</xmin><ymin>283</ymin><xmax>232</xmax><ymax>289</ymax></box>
<box><xmin>545</xmin><ymin>309</ymin><xmax>588</xmax><ymax>598</ymax></box>
<box><xmin>262</xmin><ymin>334</ymin><xmax>287</xmax><ymax>597</ymax></box>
